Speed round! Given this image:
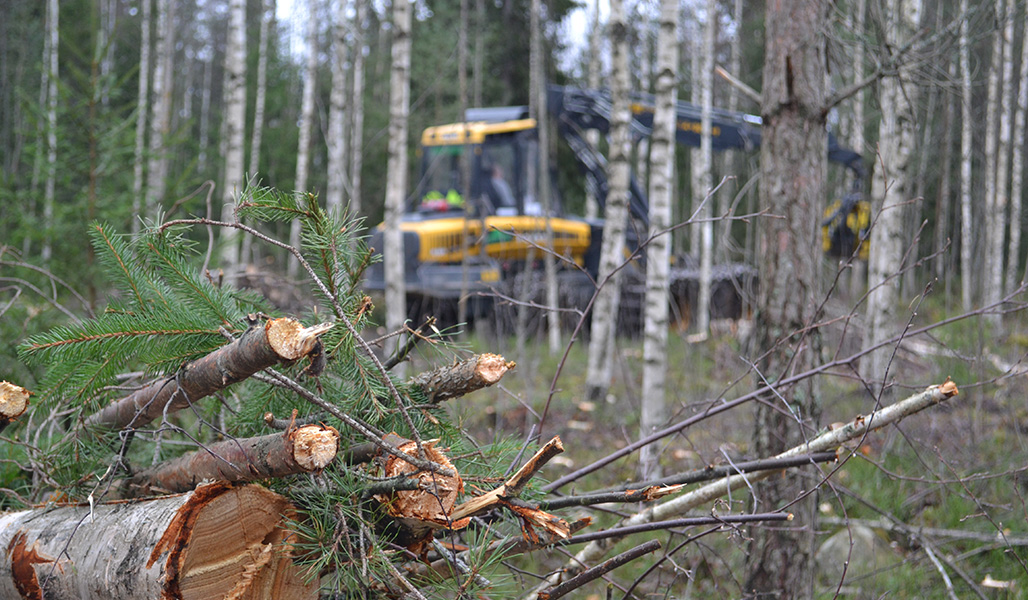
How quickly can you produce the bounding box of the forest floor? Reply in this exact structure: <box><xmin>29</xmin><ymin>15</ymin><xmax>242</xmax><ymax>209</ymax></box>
<box><xmin>400</xmin><ymin>293</ymin><xmax>1028</xmax><ymax>599</ymax></box>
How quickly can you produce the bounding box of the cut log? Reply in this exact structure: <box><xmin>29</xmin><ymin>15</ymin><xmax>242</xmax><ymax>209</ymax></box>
<box><xmin>409</xmin><ymin>353</ymin><xmax>515</xmax><ymax>403</ymax></box>
<box><xmin>0</xmin><ymin>482</ymin><xmax>317</xmax><ymax>600</ymax></box>
<box><xmin>0</xmin><ymin>382</ymin><xmax>30</xmax><ymax>434</ymax></box>
<box><xmin>113</xmin><ymin>424</ymin><xmax>341</xmax><ymax>498</ymax></box>
<box><xmin>84</xmin><ymin>316</ymin><xmax>332</xmax><ymax>432</ymax></box>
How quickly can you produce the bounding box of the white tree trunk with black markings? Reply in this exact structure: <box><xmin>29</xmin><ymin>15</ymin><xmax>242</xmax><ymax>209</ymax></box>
<box><xmin>326</xmin><ymin>0</ymin><xmax>351</xmax><ymax>215</ymax></box>
<box><xmin>41</xmin><ymin>0</ymin><xmax>58</xmax><ymax>263</ymax></box>
<box><xmin>1006</xmin><ymin>12</ymin><xmax>1028</xmax><ymax>293</ymax></box>
<box><xmin>350</xmin><ymin>0</ymin><xmax>367</xmax><ymax>216</ymax></box>
<box><xmin>130</xmin><ymin>0</ymin><xmax>152</xmax><ymax>236</ymax></box>
<box><xmin>959</xmin><ymin>0</ymin><xmax>974</xmax><ymax>312</ymax></box>
<box><xmin>695</xmin><ymin>0</ymin><xmax>715</xmax><ymax>337</ymax></box>
<box><xmin>145</xmin><ymin>0</ymin><xmax>174</xmax><ymax>225</ymax></box>
<box><xmin>219</xmin><ymin>0</ymin><xmax>247</xmax><ymax>275</ymax></box>
<box><xmin>289</xmin><ymin>0</ymin><xmax>320</xmax><ymax>278</ymax></box>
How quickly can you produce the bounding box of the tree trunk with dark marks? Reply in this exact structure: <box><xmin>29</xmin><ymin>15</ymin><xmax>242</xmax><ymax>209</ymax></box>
<box><xmin>0</xmin><ymin>483</ymin><xmax>316</xmax><ymax>600</ymax></box>
<box><xmin>745</xmin><ymin>0</ymin><xmax>828</xmax><ymax>597</ymax></box>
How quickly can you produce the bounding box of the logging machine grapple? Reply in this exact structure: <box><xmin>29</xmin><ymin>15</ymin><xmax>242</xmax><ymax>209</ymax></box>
<box><xmin>364</xmin><ymin>85</ymin><xmax>867</xmax><ymax>330</ymax></box>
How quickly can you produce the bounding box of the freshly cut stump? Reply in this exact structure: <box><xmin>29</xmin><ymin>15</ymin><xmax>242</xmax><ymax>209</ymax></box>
<box><xmin>0</xmin><ymin>483</ymin><xmax>317</xmax><ymax>600</ymax></box>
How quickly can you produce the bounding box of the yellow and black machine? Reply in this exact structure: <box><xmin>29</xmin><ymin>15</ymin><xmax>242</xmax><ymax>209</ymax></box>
<box><xmin>364</xmin><ymin>85</ymin><xmax>868</xmax><ymax>325</ymax></box>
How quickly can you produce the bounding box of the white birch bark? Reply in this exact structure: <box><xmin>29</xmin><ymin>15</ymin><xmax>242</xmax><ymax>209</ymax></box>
<box><xmin>981</xmin><ymin>0</ymin><xmax>1003</xmax><ymax>319</ymax></box>
<box><xmin>848</xmin><ymin>0</ymin><xmax>867</xmax><ymax>294</ymax></box>
<box><xmin>145</xmin><ymin>0</ymin><xmax>174</xmax><ymax>223</ymax></box>
<box><xmin>988</xmin><ymin>0</ymin><xmax>1014</xmax><ymax>320</ymax></box>
<box><xmin>198</xmin><ymin>53</ymin><xmax>213</xmax><ymax>167</ymax></box>
<box><xmin>695</xmin><ymin>0</ymin><xmax>715</xmax><ymax>337</ymax></box>
<box><xmin>689</xmin><ymin>26</ymin><xmax>702</xmax><ymax>259</ymax></box>
<box><xmin>41</xmin><ymin>0</ymin><xmax>58</xmax><ymax>263</ymax></box>
<box><xmin>248</xmin><ymin>0</ymin><xmax>273</xmax><ymax>180</ymax></box>
<box><xmin>219</xmin><ymin>0</ymin><xmax>247</xmax><ymax>274</ymax></box>
<box><xmin>384</xmin><ymin>0</ymin><xmax>412</xmax><ymax>367</ymax></box>
<box><xmin>130</xmin><ymin>0</ymin><xmax>153</xmax><ymax>232</ymax></box>
<box><xmin>639</xmin><ymin>0</ymin><xmax>679</xmax><ymax>481</ymax></box>
<box><xmin>959</xmin><ymin>0</ymin><xmax>974</xmax><ymax>312</ymax></box>
<box><xmin>350</xmin><ymin>0</ymin><xmax>367</xmax><ymax>215</ymax></box>
<box><xmin>326</xmin><ymin>0</ymin><xmax>351</xmax><ymax>215</ymax></box>
<box><xmin>1006</xmin><ymin>13</ymin><xmax>1028</xmax><ymax>292</ymax></box>
<box><xmin>864</xmin><ymin>0</ymin><xmax>921</xmax><ymax>393</ymax></box>
<box><xmin>585</xmin><ymin>0</ymin><xmax>630</xmax><ymax>402</ymax></box>
<box><xmin>289</xmin><ymin>0</ymin><xmax>320</xmax><ymax>277</ymax></box>
<box><xmin>635</xmin><ymin>26</ymin><xmax>651</xmax><ymax>189</ymax></box>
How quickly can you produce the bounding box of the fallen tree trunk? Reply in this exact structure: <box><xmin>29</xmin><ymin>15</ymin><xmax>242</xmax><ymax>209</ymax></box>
<box><xmin>409</xmin><ymin>353</ymin><xmax>515</xmax><ymax>403</ymax></box>
<box><xmin>84</xmin><ymin>316</ymin><xmax>331</xmax><ymax>432</ymax></box>
<box><xmin>113</xmin><ymin>424</ymin><xmax>340</xmax><ymax>498</ymax></box>
<box><xmin>0</xmin><ymin>482</ymin><xmax>317</xmax><ymax>600</ymax></box>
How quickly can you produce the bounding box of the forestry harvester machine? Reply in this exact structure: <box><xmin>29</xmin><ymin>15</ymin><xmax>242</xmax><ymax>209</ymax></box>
<box><xmin>364</xmin><ymin>85</ymin><xmax>867</xmax><ymax>331</ymax></box>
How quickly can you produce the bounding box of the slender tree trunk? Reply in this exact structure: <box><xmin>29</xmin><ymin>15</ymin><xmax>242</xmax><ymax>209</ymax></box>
<box><xmin>530</xmin><ymin>0</ymin><xmax>561</xmax><ymax>354</ymax></box>
<box><xmin>219</xmin><ymin>0</ymin><xmax>247</xmax><ymax>275</ymax></box>
<box><xmin>473</xmin><ymin>0</ymin><xmax>484</xmax><ymax>108</ymax></box>
<box><xmin>326</xmin><ymin>0</ymin><xmax>351</xmax><ymax>215</ymax></box>
<box><xmin>744</xmin><ymin>0</ymin><xmax>828</xmax><ymax>595</ymax></box>
<box><xmin>41</xmin><ymin>0</ymin><xmax>58</xmax><ymax>264</ymax></box>
<box><xmin>350</xmin><ymin>0</ymin><xmax>367</xmax><ymax>216</ymax></box>
<box><xmin>982</xmin><ymin>0</ymin><xmax>1003</xmax><ymax>322</ymax></box>
<box><xmin>639</xmin><ymin>0</ymin><xmax>678</xmax><ymax>482</ymax></box>
<box><xmin>936</xmin><ymin>58</ymin><xmax>956</xmax><ymax>287</ymax></box>
<box><xmin>1006</xmin><ymin>12</ymin><xmax>1028</xmax><ymax>292</ymax></box>
<box><xmin>384</xmin><ymin>0</ymin><xmax>412</xmax><ymax>369</ymax></box>
<box><xmin>198</xmin><ymin>54</ymin><xmax>213</xmax><ymax>169</ymax></box>
<box><xmin>131</xmin><ymin>0</ymin><xmax>151</xmax><ymax>234</ymax></box>
<box><xmin>959</xmin><ymin>0</ymin><xmax>974</xmax><ymax>311</ymax></box>
<box><xmin>635</xmin><ymin>26</ymin><xmax>651</xmax><ymax>190</ymax></box>
<box><xmin>145</xmin><ymin>0</ymin><xmax>174</xmax><ymax>224</ymax></box>
<box><xmin>458</xmin><ymin>0</ymin><xmax>471</xmax><ymax>330</ymax></box>
<box><xmin>848</xmin><ymin>0</ymin><xmax>868</xmax><ymax>294</ymax></box>
<box><xmin>864</xmin><ymin>0</ymin><xmax>921</xmax><ymax>395</ymax></box>
<box><xmin>289</xmin><ymin>0</ymin><xmax>320</xmax><ymax>277</ymax></box>
<box><xmin>584</xmin><ymin>0</ymin><xmax>602</xmax><ymax>221</ymax></box>
<box><xmin>585</xmin><ymin>0</ymin><xmax>630</xmax><ymax>402</ymax></box>
<box><xmin>242</xmin><ymin>0</ymin><xmax>273</xmax><ymax>265</ymax></box>
<box><xmin>695</xmin><ymin>0</ymin><xmax>715</xmax><ymax>337</ymax></box>
<box><xmin>689</xmin><ymin>27</ymin><xmax>702</xmax><ymax>260</ymax></box>
<box><xmin>989</xmin><ymin>0</ymin><xmax>1014</xmax><ymax>315</ymax></box>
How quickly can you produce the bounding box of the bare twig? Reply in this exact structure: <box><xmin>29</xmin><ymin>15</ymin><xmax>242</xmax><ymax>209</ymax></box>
<box><xmin>538</xmin><ymin>540</ymin><xmax>661</xmax><ymax>600</ymax></box>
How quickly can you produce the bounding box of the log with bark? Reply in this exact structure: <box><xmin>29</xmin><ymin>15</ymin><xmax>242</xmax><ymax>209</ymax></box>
<box><xmin>0</xmin><ymin>482</ymin><xmax>317</xmax><ymax>600</ymax></box>
<box><xmin>409</xmin><ymin>353</ymin><xmax>515</xmax><ymax>403</ymax></box>
<box><xmin>83</xmin><ymin>316</ymin><xmax>332</xmax><ymax>432</ymax></box>
<box><xmin>113</xmin><ymin>424</ymin><xmax>340</xmax><ymax>499</ymax></box>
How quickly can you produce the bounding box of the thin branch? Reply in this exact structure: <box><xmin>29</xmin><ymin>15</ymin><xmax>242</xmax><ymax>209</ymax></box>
<box><xmin>538</xmin><ymin>540</ymin><xmax>661</xmax><ymax>600</ymax></box>
<box><xmin>715</xmin><ymin>65</ymin><xmax>760</xmax><ymax>105</ymax></box>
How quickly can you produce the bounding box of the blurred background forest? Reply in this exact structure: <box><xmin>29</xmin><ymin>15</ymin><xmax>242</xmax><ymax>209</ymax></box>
<box><xmin>2</xmin><ymin>0</ymin><xmax>1028</xmax><ymax>598</ymax></box>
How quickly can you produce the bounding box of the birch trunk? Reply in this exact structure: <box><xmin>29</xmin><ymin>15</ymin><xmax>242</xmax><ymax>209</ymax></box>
<box><xmin>959</xmin><ymin>0</ymin><xmax>974</xmax><ymax>311</ymax></box>
<box><xmin>326</xmin><ymin>0</ymin><xmax>351</xmax><ymax>215</ymax></box>
<box><xmin>988</xmin><ymin>0</ymin><xmax>1014</xmax><ymax>318</ymax></box>
<box><xmin>639</xmin><ymin>0</ymin><xmax>679</xmax><ymax>482</ymax></box>
<box><xmin>289</xmin><ymin>0</ymin><xmax>320</xmax><ymax>278</ymax></box>
<box><xmin>936</xmin><ymin>59</ymin><xmax>955</xmax><ymax>286</ymax></box>
<box><xmin>0</xmin><ymin>483</ymin><xmax>317</xmax><ymax>599</ymax></box>
<box><xmin>145</xmin><ymin>0</ymin><xmax>174</xmax><ymax>224</ymax></box>
<box><xmin>350</xmin><ymin>0</ymin><xmax>367</xmax><ymax>216</ymax></box>
<box><xmin>744</xmin><ymin>0</ymin><xmax>828</xmax><ymax>593</ymax></box>
<box><xmin>864</xmin><ymin>0</ymin><xmax>921</xmax><ymax>394</ymax></box>
<box><xmin>981</xmin><ymin>0</ymin><xmax>1003</xmax><ymax>322</ymax></box>
<box><xmin>131</xmin><ymin>0</ymin><xmax>152</xmax><ymax>235</ymax></box>
<box><xmin>695</xmin><ymin>0</ymin><xmax>715</xmax><ymax>337</ymax></box>
<box><xmin>219</xmin><ymin>0</ymin><xmax>247</xmax><ymax>275</ymax></box>
<box><xmin>384</xmin><ymin>0</ymin><xmax>412</xmax><ymax>369</ymax></box>
<box><xmin>1006</xmin><ymin>13</ymin><xmax>1028</xmax><ymax>292</ymax></box>
<box><xmin>848</xmin><ymin>0</ymin><xmax>868</xmax><ymax>294</ymax></box>
<box><xmin>41</xmin><ymin>0</ymin><xmax>58</xmax><ymax>264</ymax></box>
<box><xmin>584</xmin><ymin>0</ymin><xmax>602</xmax><ymax>221</ymax></box>
<box><xmin>585</xmin><ymin>0</ymin><xmax>630</xmax><ymax>402</ymax></box>
<box><xmin>248</xmin><ymin>0</ymin><xmax>272</xmax><ymax>180</ymax></box>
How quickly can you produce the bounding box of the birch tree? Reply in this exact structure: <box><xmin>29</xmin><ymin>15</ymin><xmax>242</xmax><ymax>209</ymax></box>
<box><xmin>1006</xmin><ymin>14</ymin><xmax>1028</xmax><ymax>292</ymax></box>
<box><xmin>145</xmin><ymin>0</ymin><xmax>174</xmax><ymax>223</ymax></box>
<box><xmin>745</xmin><ymin>0</ymin><xmax>828</xmax><ymax>593</ymax></box>
<box><xmin>248</xmin><ymin>0</ymin><xmax>273</xmax><ymax>180</ymax></box>
<box><xmin>863</xmin><ymin>0</ymin><xmax>921</xmax><ymax>394</ymax></box>
<box><xmin>384</xmin><ymin>0</ymin><xmax>413</xmax><ymax>366</ymax></box>
<box><xmin>584</xmin><ymin>0</ymin><xmax>602</xmax><ymax>221</ymax></box>
<box><xmin>41</xmin><ymin>0</ymin><xmax>58</xmax><ymax>263</ymax></box>
<box><xmin>987</xmin><ymin>0</ymin><xmax>1014</xmax><ymax>318</ymax></box>
<box><xmin>981</xmin><ymin>0</ymin><xmax>1003</xmax><ymax>321</ymax></box>
<box><xmin>130</xmin><ymin>0</ymin><xmax>152</xmax><ymax>235</ymax></box>
<box><xmin>326</xmin><ymin>0</ymin><xmax>351</xmax><ymax>215</ymax></box>
<box><xmin>585</xmin><ymin>0</ymin><xmax>630</xmax><ymax>402</ymax></box>
<box><xmin>289</xmin><ymin>0</ymin><xmax>321</xmax><ymax>277</ymax></box>
<box><xmin>219</xmin><ymin>0</ymin><xmax>247</xmax><ymax>274</ymax></box>
<box><xmin>350</xmin><ymin>0</ymin><xmax>367</xmax><ymax>216</ymax></box>
<box><xmin>695</xmin><ymin>0</ymin><xmax>715</xmax><ymax>338</ymax></box>
<box><xmin>639</xmin><ymin>0</ymin><xmax>678</xmax><ymax>482</ymax></box>
<box><xmin>959</xmin><ymin>0</ymin><xmax>973</xmax><ymax>312</ymax></box>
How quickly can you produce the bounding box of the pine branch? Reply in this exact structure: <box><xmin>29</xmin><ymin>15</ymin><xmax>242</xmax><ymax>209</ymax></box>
<box><xmin>112</xmin><ymin>424</ymin><xmax>340</xmax><ymax>498</ymax></box>
<box><xmin>81</xmin><ymin>316</ymin><xmax>332</xmax><ymax>433</ymax></box>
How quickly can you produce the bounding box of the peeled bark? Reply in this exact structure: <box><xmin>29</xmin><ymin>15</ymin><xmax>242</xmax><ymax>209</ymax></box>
<box><xmin>84</xmin><ymin>317</ymin><xmax>332</xmax><ymax>432</ymax></box>
<box><xmin>0</xmin><ymin>483</ymin><xmax>317</xmax><ymax>600</ymax></box>
<box><xmin>114</xmin><ymin>424</ymin><xmax>340</xmax><ymax>498</ymax></box>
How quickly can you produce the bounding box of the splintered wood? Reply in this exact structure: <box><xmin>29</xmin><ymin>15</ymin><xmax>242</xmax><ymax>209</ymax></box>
<box><xmin>0</xmin><ymin>382</ymin><xmax>29</xmax><ymax>430</ymax></box>
<box><xmin>0</xmin><ymin>483</ymin><xmax>316</xmax><ymax>600</ymax></box>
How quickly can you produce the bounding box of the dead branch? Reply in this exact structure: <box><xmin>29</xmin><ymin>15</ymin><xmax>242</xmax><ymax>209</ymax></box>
<box><xmin>0</xmin><ymin>382</ymin><xmax>30</xmax><ymax>435</ymax></box>
<box><xmin>112</xmin><ymin>424</ymin><xmax>340</xmax><ymax>498</ymax></box>
<box><xmin>560</xmin><ymin>512</ymin><xmax>792</xmax><ymax>546</ymax></box>
<box><xmin>83</xmin><ymin>316</ymin><xmax>332</xmax><ymax>433</ymax></box>
<box><xmin>0</xmin><ymin>482</ymin><xmax>316</xmax><ymax>599</ymax></box>
<box><xmin>409</xmin><ymin>353</ymin><xmax>515</xmax><ymax>403</ymax></box>
<box><xmin>525</xmin><ymin>380</ymin><xmax>960</xmax><ymax>598</ymax></box>
<box><xmin>537</xmin><ymin>539</ymin><xmax>661</xmax><ymax>600</ymax></box>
